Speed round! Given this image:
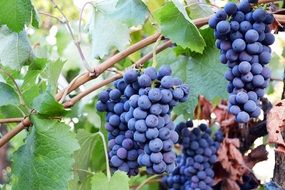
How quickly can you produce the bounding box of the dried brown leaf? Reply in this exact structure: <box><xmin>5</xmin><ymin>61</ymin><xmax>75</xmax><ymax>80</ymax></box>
<box><xmin>194</xmin><ymin>96</ymin><xmax>212</xmax><ymax>120</ymax></box>
<box><xmin>244</xmin><ymin>145</ymin><xmax>268</xmax><ymax>169</ymax></box>
<box><xmin>267</xmin><ymin>99</ymin><xmax>285</xmax><ymax>152</ymax></box>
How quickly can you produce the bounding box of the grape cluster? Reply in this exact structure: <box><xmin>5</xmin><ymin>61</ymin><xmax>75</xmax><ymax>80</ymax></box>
<box><xmin>209</xmin><ymin>0</ymin><xmax>275</xmax><ymax>123</ymax></box>
<box><xmin>96</xmin><ymin>66</ymin><xmax>189</xmax><ymax>175</ymax></box>
<box><xmin>163</xmin><ymin>121</ymin><xmax>223</xmax><ymax>190</ymax></box>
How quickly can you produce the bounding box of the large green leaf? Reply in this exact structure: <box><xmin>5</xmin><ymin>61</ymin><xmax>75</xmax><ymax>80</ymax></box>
<box><xmin>153</xmin><ymin>2</ymin><xmax>205</xmax><ymax>53</ymax></box>
<box><xmin>0</xmin><ymin>82</ymin><xmax>19</xmax><ymax>106</ymax></box>
<box><xmin>90</xmin><ymin>171</ymin><xmax>129</xmax><ymax>190</ymax></box>
<box><xmin>111</xmin><ymin>0</ymin><xmax>149</xmax><ymax>27</ymax></box>
<box><xmin>32</xmin><ymin>91</ymin><xmax>67</xmax><ymax>117</ymax></box>
<box><xmin>157</xmin><ymin>47</ymin><xmax>227</xmax><ymax>118</ymax></box>
<box><xmin>46</xmin><ymin>59</ymin><xmax>65</xmax><ymax>95</ymax></box>
<box><xmin>12</xmin><ymin>116</ymin><xmax>80</xmax><ymax>190</ymax></box>
<box><xmin>0</xmin><ymin>26</ymin><xmax>33</xmax><ymax>69</ymax></box>
<box><xmin>89</xmin><ymin>0</ymin><xmax>130</xmax><ymax>58</ymax></box>
<box><xmin>0</xmin><ymin>0</ymin><xmax>35</xmax><ymax>32</ymax></box>
<box><xmin>73</xmin><ymin>130</ymin><xmax>105</xmax><ymax>180</ymax></box>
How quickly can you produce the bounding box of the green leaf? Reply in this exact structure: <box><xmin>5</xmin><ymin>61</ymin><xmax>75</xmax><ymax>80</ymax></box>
<box><xmin>0</xmin><ymin>0</ymin><xmax>34</xmax><ymax>32</ymax></box>
<box><xmin>175</xmin><ymin>27</ymin><xmax>215</xmax><ymax>56</ymax></box>
<box><xmin>32</xmin><ymin>91</ymin><xmax>67</xmax><ymax>117</ymax></box>
<box><xmin>153</xmin><ymin>2</ymin><xmax>205</xmax><ymax>53</ymax></box>
<box><xmin>0</xmin><ymin>82</ymin><xmax>19</xmax><ymax>106</ymax></box>
<box><xmin>31</xmin><ymin>6</ymin><xmax>39</xmax><ymax>28</ymax></box>
<box><xmin>74</xmin><ymin>130</ymin><xmax>105</xmax><ymax>180</ymax></box>
<box><xmin>157</xmin><ymin>47</ymin><xmax>227</xmax><ymax>118</ymax></box>
<box><xmin>0</xmin><ymin>26</ymin><xmax>33</xmax><ymax>69</ymax></box>
<box><xmin>47</xmin><ymin>59</ymin><xmax>65</xmax><ymax>95</ymax></box>
<box><xmin>111</xmin><ymin>0</ymin><xmax>149</xmax><ymax>27</ymax></box>
<box><xmin>12</xmin><ymin>116</ymin><xmax>79</xmax><ymax>190</ymax></box>
<box><xmin>21</xmin><ymin>58</ymin><xmax>47</xmax><ymax>91</ymax></box>
<box><xmin>185</xmin><ymin>0</ymin><xmax>214</xmax><ymax>19</ymax></box>
<box><xmin>88</xmin><ymin>0</ymin><xmax>130</xmax><ymax>58</ymax></box>
<box><xmin>90</xmin><ymin>171</ymin><xmax>129</xmax><ymax>190</ymax></box>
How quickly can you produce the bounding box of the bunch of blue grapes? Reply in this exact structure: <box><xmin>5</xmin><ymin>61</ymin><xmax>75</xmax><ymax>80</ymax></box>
<box><xmin>96</xmin><ymin>66</ymin><xmax>189</xmax><ymax>175</ymax></box>
<box><xmin>163</xmin><ymin>121</ymin><xmax>223</xmax><ymax>190</ymax></box>
<box><xmin>209</xmin><ymin>0</ymin><xmax>275</xmax><ymax>123</ymax></box>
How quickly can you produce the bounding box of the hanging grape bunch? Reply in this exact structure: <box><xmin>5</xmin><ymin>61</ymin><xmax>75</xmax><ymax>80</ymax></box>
<box><xmin>209</xmin><ymin>0</ymin><xmax>275</xmax><ymax>123</ymax></box>
<box><xmin>96</xmin><ymin>66</ymin><xmax>189</xmax><ymax>175</ymax></box>
<box><xmin>163</xmin><ymin>121</ymin><xmax>224</xmax><ymax>190</ymax></box>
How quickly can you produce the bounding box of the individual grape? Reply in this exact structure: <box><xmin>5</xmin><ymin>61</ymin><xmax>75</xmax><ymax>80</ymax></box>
<box><xmin>114</xmin><ymin>103</ymin><xmax>124</xmax><ymax>114</ymax></box>
<box><xmin>96</xmin><ymin>101</ymin><xmax>107</xmax><ymax>112</ymax></box>
<box><xmin>224</xmin><ymin>2</ymin><xmax>238</xmax><ymax>15</ymax></box>
<box><xmin>124</xmin><ymin>69</ymin><xmax>138</xmax><ymax>84</ymax></box>
<box><xmin>229</xmin><ymin>105</ymin><xmax>241</xmax><ymax>115</ymax></box>
<box><xmin>263</xmin><ymin>33</ymin><xmax>275</xmax><ymax>45</ymax></box>
<box><xmin>236</xmin><ymin>111</ymin><xmax>250</xmax><ymax>123</ymax></box>
<box><xmin>252</xmin><ymin>75</ymin><xmax>265</xmax><ymax>87</ymax></box>
<box><xmin>253</xmin><ymin>22</ymin><xmax>265</xmax><ymax>33</ymax></box>
<box><xmin>135</xmin><ymin>120</ymin><xmax>147</xmax><ymax>133</ymax></box>
<box><xmin>161</xmin><ymin>89</ymin><xmax>173</xmax><ymax>103</ymax></box>
<box><xmin>220</xmin><ymin>40</ymin><xmax>232</xmax><ymax>51</ymax></box>
<box><xmin>233</xmin><ymin>77</ymin><xmax>244</xmax><ymax>88</ymax></box>
<box><xmin>117</xmin><ymin>148</ymin><xmax>127</xmax><ymax>159</ymax></box>
<box><xmin>144</xmin><ymin>67</ymin><xmax>157</xmax><ymax>80</ymax></box>
<box><xmin>244</xmin><ymin>100</ymin><xmax>257</xmax><ymax>112</ymax></box>
<box><xmin>146</xmin><ymin>128</ymin><xmax>159</xmax><ymax>140</ymax></box>
<box><xmin>149</xmin><ymin>138</ymin><xmax>163</xmax><ymax>153</ymax></box>
<box><xmin>259</xmin><ymin>51</ymin><xmax>271</xmax><ymax>64</ymax></box>
<box><xmin>216</xmin><ymin>21</ymin><xmax>231</xmax><ymax>34</ymax></box>
<box><xmin>146</xmin><ymin>114</ymin><xmax>159</xmax><ymax>127</ymax></box>
<box><xmin>138</xmin><ymin>95</ymin><xmax>151</xmax><ymax>110</ymax></box>
<box><xmin>209</xmin><ymin>16</ymin><xmax>218</xmax><ymax>28</ymax></box>
<box><xmin>251</xmin><ymin>63</ymin><xmax>263</xmax><ymax>74</ymax></box>
<box><xmin>133</xmin><ymin>107</ymin><xmax>147</xmax><ymax>119</ymax></box>
<box><xmin>236</xmin><ymin>91</ymin><xmax>249</xmax><ymax>104</ymax></box>
<box><xmin>158</xmin><ymin>65</ymin><xmax>172</xmax><ymax>79</ymax></box>
<box><xmin>147</xmin><ymin>88</ymin><xmax>162</xmax><ymax>103</ymax></box>
<box><xmin>98</xmin><ymin>91</ymin><xmax>109</xmax><ymax>103</ymax></box>
<box><xmin>149</xmin><ymin>103</ymin><xmax>162</xmax><ymax>115</ymax></box>
<box><xmin>226</xmin><ymin>49</ymin><xmax>238</xmax><ymax>61</ymax></box>
<box><xmin>245</xmin><ymin>29</ymin><xmax>259</xmax><ymax>43</ymax></box>
<box><xmin>233</xmin><ymin>11</ymin><xmax>245</xmax><ymax>22</ymax></box>
<box><xmin>239</xmin><ymin>51</ymin><xmax>252</xmax><ymax>62</ymax></box>
<box><xmin>230</xmin><ymin>21</ymin><xmax>240</xmax><ymax>31</ymax></box>
<box><xmin>161</xmin><ymin>76</ymin><xmax>174</xmax><ymax>88</ymax></box>
<box><xmin>134</xmin><ymin>131</ymin><xmax>146</xmax><ymax>143</ymax></box>
<box><xmin>111</xmin><ymin>156</ymin><xmax>124</xmax><ymax>167</ymax></box>
<box><xmin>138</xmin><ymin>74</ymin><xmax>152</xmax><ymax>87</ymax></box>
<box><xmin>238</xmin><ymin>0</ymin><xmax>251</xmax><ymax>13</ymax></box>
<box><xmin>232</xmin><ymin>39</ymin><xmax>246</xmax><ymax>52</ymax></box>
<box><xmin>252</xmin><ymin>8</ymin><xmax>266</xmax><ymax>22</ymax></box>
<box><xmin>238</xmin><ymin>61</ymin><xmax>251</xmax><ymax>74</ymax></box>
<box><xmin>150</xmin><ymin>152</ymin><xmax>163</xmax><ymax>164</ymax></box>
<box><xmin>239</xmin><ymin>21</ymin><xmax>252</xmax><ymax>33</ymax></box>
<box><xmin>261</xmin><ymin>66</ymin><xmax>271</xmax><ymax>79</ymax></box>
<box><xmin>153</xmin><ymin>161</ymin><xmax>167</xmax><ymax>174</ymax></box>
<box><xmin>173</xmin><ymin>88</ymin><xmax>184</xmax><ymax>100</ymax></box>
<box><xmin>241</xmin><ymin>72</ymin><xmax>253</xmax><ymax>82</ymax></box>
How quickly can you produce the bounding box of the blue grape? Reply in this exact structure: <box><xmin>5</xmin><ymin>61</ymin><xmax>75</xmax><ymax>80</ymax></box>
<box><xmin>232</xmin><ymin>39</ymin><xmax>246</xmax><ymax>52</ymax></box>
<box><xmin>245</xmin><ymin>29</ymin><xmax>259</xmax><ymax>43</ymax></box>
<box><xmin>224</xmin><ymin>2</ymin><xmax>238</xmax><ymax>15</ymax></box>
<box><xmin>236</xmin><ymin>111</ymin><xmax>250</xmax><ymax>123</ymax></box>
<box><xmin>138</xmin><ymin>95</ymin><xmax>151</xmax><ymax>110</ymax></box>
<box><xmin>138</xmin><ymin>74</ymin><xmax>152</xmax><ymax>87</ymax></box>
<box><xmin>238</xmin><ymin>61</ymin><xmax>251</xmax><ymax>74</ymax></box>
<box><xmin>124</xmin><ymin>69</ymin><xmax>138</xmax><ymax>84</ymax></box>
<box><xmin>216</xmin><ymin>21</ymin><xmax>231</xmax><ymax>34</ymax></box>
<box><xmin>252</xmin><ymin>8</ymin><xmax>266</xmax><ymax>22</ymax></box>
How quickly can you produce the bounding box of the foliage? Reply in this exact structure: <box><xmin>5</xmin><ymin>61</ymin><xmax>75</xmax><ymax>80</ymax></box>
<box><xmin>0</xmin><ymin>0</ymin><xmax>283</xmax><ymax>190</ymax></box>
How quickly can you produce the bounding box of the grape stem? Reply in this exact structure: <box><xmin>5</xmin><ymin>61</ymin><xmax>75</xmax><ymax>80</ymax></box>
<box><xmin>49</xmin><ymin>0</ymin><xmax>94</xmax><ymax>73</ymax></box>
<box><xmin>134</xmin><ymin>175</ymin><xmax>161</xmax><ymax>190</ymax></box>
<box><xmin>96</xmin><ymin>131</ymin><xmax>111</xmax><ymax>181</ymax></box>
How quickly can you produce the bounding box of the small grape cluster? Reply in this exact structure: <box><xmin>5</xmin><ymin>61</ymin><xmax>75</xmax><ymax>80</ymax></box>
<box><xmin>163</xmin><ymin>121</ymin><xmax>223</xmax><ymax>190</ymax></box>
<box><xmin>96</xmin><ymin>66</ymin><xmax>189</xmax><ymax>175</ymax></box>
<box><xmin>209</xmin><ymin>0</ymin><xmax>275</xmax><ymax>123</ymax></box>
